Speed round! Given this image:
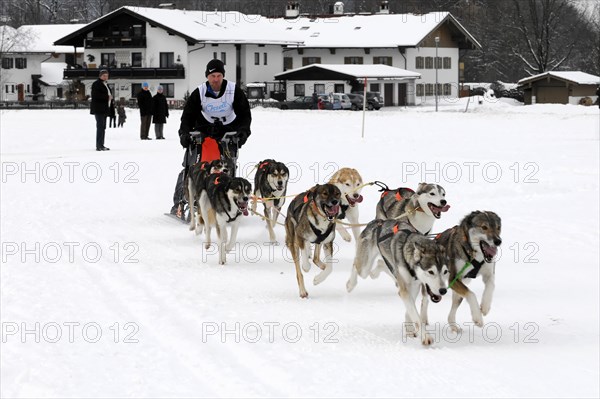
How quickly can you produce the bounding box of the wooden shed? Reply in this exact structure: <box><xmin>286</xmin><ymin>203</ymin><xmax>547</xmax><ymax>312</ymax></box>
<box><xmin>517</xmin><ymin>71</ymin><xmax>599</xmax><ymax>105</ymax></box>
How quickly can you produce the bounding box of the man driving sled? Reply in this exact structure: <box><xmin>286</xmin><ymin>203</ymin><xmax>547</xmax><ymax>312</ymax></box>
<box><xmin>169</xmin><ymin>59</ymin><xmax>252</xmax><ymax>218</ymax></box>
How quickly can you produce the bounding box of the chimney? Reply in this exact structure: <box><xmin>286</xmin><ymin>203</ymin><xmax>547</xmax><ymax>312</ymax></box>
<box><xmin>286</xmin><ymin>2</ymin><xmax>300</xmax><ymax>18</ymax></box>
<box><xmin>333</xmin><ymin>2</ymin><xmax>344</xmax><ymax>15</ymax></box>
<box><xmin>378</xmin><ymin>1</ymin><xmax>390</xmax><ymax>14</ymax></box>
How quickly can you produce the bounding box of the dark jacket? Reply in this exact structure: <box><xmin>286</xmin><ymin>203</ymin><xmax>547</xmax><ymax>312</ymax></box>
<box><xmin>108</xmin><ymin>99</ymin><xmax>116</xmax><ymax>118</ymax></box>
<box><xmin>179</xmin><ymin>80</ymin><xmax>251</xmax><ymax>136</ymax></box>
<box><xmin>90</xmin><ymin>78</ymin><xmax>110</xmax><ymax>115</ymax></box>
<box><xmin>137</xmin><ymin>89</ymin><xmax>153</xmax><ymax>116</ymax></box>
<box><xmin>152</xmin><ymin>93</ymin><xmax>169</xmax><ymax>124</ymax></box>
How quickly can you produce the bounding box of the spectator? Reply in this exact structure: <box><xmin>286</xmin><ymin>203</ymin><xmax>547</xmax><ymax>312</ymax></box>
<box><xmin>89</xmin><ymin>69</ymin><xmax>111</xmax><ymax>151</ymax></box>
<box><xmin>152</xmin><ymin>85</ymin><xmax>169</xmax><ymax>139</ymax></box>
<box><xmin>137</xmin><ymin>82</ymin><xmax>153</xmax><ymax>140</ymax></box>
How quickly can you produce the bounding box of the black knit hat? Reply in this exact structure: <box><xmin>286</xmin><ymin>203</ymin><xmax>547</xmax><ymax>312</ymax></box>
<box><xmin>205</xmin><ymin>59</ymin><xmax>225</xmax><ymax>77</ymax></box>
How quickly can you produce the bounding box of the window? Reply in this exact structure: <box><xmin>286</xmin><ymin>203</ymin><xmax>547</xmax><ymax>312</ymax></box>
<box><xmin>373</xmin><ymin>56</ymin><xmax>392</xmax><ymax>66</ymax></box>
<box><xmin>213</xmin><ymin>51</ymin><xmax>217</xmax><ymax>60</ymax></box>
<box><xmin>15</xmin><ymin>58</ymin><xmax>27</xmax><ymax>69</ymax></box>
<box><xmin>425</xmin><ymin>57</ymin><xmax>433</xmax><ymax>69</ymax></box>
<box><xmin>416</xmin><ymin>84</ymin><xmax>424</xmax><ymax>96</ymax></box>
<box><xmin>425</xmin><ymin>84</ymin><xmax>434</xmax><ymax>96</ymax></box>
<box><xmin>263</xmin><ymin>52</ymin><xmax>267</xmax><ymax>65</ymax></box>
<box><xmin>132</xmin><ymin>25</ymin><xmax>143</xmax><ymax>37</ymax></box>
<box><xmin>294</xmin><ymin>84</ymin><xmax>305</xmax><ymax>96</ymax></box>
<box><xmin>221</xmin><ymin>52</ymin><xmax>226</xmax><ymax>65</ymax></box>
<box><xmin>370</xmin><ymin>83</ymin><xmax>380</xmax><ymax>92</ymax></box>
<box><xmin>2</xmin><ymin>58</ymin><xmax>13</xmax><ymax>69</ymax></box>
<box><xmin>11</xmin><ymin>85</ymin><xmax>15</xmax><ymax>93</ymax></box>
<box><xmin>436</xmin><ymin>83</ymin><xmax>442</xmax><ymax>95</ymax></box>
<box><xmin>283</xmin><ymin>57</ymin><xmax>293</xmax><ymax>71</ymax></box>
<box><xmin>132</xmin><ymin>52</ymin><xmax>142</xmax><ymax>67</ymax></box>
<box><xmin>334</xmin><ymin>84</ymin><xmax>344</xmax><ymax>93</ymax></box>
<box><xmin>443</xmin><ymin>83</ymin><xmax>452</xmax><ymax>96</ymax></box>
<box><xmin>4</xmin><ymin>85</ymin><xmax>7</xmax><ymax>93</ymax></box>
<box><xmin>27</xmin><ymin>84</ymin><xmax>30</xmax><ymax>93</ymax></box>
<box><xmin>101</xmin><ymin>53</ymin><xmax>116</xmax><ymax>67</ymax></box>
<box><xmin>160</xmin><ymin>83</ymin><xmax>175</xmax><ymax>97</ymax></box>
<box><xmin>302</xmin><ymin>57</ymin><xmax>321</xmax><ymax>66</ymax></box>
<box><xmin>314</xmin><ymin>83</ymin><xmax>325</xmax><ymax>94</ymax></box>
<box><xmin>415</xmin><ymin>56</ymin><xmax>424</xmax><ymax>69</ymax></box>
<box><xmin>57</xmin><ymin>87</ymin><xmax>63</xmax><ymax>98</ymax></box>
<box><xmin>131</xmin><ymin>83</ymin><xmax>142</xmax><ymax>97</ymax></box>
<box><xmin>344</xmin><ymin>56</ymin><xmax>363</xmax><ymax>64</ymax></box>
<box><xmin>159</xmin><ymin>52</ymin><xmax>174</xmax><ymax>68</ymax></box>
<box><xmin>254</xmin><ymin>52</ymin><xmax>260</xmax><ymax>65</ymax></box>
<box><xmin>436</xmin><ymin>57</ymin><xmax>442</xmax><ymax>69</ymax></box>
<box><xmin>443</xmin><ymin>57</ymin><xmax>451</xmax><ymax>69</ymax></box>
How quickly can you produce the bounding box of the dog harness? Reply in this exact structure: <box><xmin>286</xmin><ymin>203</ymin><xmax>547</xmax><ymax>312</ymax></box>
<box><xmin>213</xmin><ymin>175</ymin><xmax>243</xmax><ymax>223</ymax></box>
<box><xmin>435</xmin><ymin>227</ymin><xmax>484</xmax><ymax>280</ymax></box>
<box><xmin>289</xmin><ymin>191</ymin><xmax>335</xmax><ymax>245</ymax></box>
<box><xmin>375</xmin><ymin>221</ymin><xmax>418</xmax><ymax>279</ymax></box>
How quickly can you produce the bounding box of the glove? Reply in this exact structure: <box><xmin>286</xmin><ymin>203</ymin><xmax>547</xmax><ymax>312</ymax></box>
<box><xmin>179</xmin><ymin>132</ymin><xmax>191</xmax><ymax>148</ymax></box>
<box><xmin>237</xmin><ymin>128</ymin><xmax>251</xmax><ymax>147</ymax></box>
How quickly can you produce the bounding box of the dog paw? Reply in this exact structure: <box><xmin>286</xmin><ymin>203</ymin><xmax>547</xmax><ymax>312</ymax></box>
<box><xmin>204</xmin><ymin>243</ymin><xmax>212</xmax><ymax>250</ymax></box>
<box><xmin>301</xmin><ymin>262</ymin><xmax>311</xmax><ymax>273</ymax></box>
<box><xmin>299</xmin><ymin>290</ymin><xmax>308</xmax><ymax>299</ymax></box>
<box><xmin>421</xmin><ymin>334</ymin><xmax>434</xmax><ymax>346</ymax></box>
<box><xmin>480</xmin><ymin>303</ymin><xmax>491</xmax><ymax>316</ymax></box>
<box><xmin>346</xmin><ymin>279</ymin><xmax>356</xmax><ymax>293</ymax></box>
<box><xmin>472</xmin><ymin>313</ymin><xmax>484</xmax><ymax>328</ymax></box>
<box><xmin>449</xmin><ymin>323</ymin><xmax>462</xmax><ymax>334</ymax></box>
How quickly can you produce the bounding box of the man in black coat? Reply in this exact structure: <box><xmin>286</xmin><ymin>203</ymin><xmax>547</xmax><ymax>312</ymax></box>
<box><xmin>151</xmin><ymin>85</ymin><xmax>169</xmax><ymax>139</ymax></box>
<box><xmin>90</xmin><ymin>69</ymin><xmax>111</xmax><ymax>151</ymax></box>
<box><xmin>170</xmin><ymin>59</ymin><xmax>252</xmax><ymax>216</ymax></box>
<box><xmin>137</xmin><ymin>82</ymin><xmax>153</xmax><ymax>140</ymax></box>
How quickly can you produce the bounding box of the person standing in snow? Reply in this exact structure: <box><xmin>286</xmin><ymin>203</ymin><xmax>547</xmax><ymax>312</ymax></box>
<box><xmin>90</xmin><ymin>69</ymin><xmax>111</xmax><ymax>151</ymax></box>
<box><xmin>137</xmin><ymin>82</ymin><xmax>153</xmax><ymax>140</ymax></box>
<box><xmin>152</xmin><ymin>85</ymin><xmax>169</xmax><ymax>140</ymax></box>
<box><xmin>108</xmin><ymin>99</ymin><xmax>117</xmax><ymax>128</ymax></box>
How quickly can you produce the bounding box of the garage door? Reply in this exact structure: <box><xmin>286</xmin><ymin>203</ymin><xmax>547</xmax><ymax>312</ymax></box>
<box><xmin>536</xmin><ymin>87</ymin><xmax>568</xmax><ymax>104</ymax></box>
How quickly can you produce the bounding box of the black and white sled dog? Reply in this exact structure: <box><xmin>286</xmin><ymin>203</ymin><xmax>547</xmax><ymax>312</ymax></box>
<box><xmin>199</xmin><ymin>173</ymin><xmax>252</xmax><ymax>265</ymax></box>
<box><xmin>187</xmin><ymin>159</ymin><xmax>230</xmax><ymax>235</ymax></box>
<box><xmin>284</xmin><ymin>184</ymin><xmax>342</xmax><ymax>298</ymax></box>
<box><xmin>375</xmin><ymin>183</ymin><xmax>450</xmax><ymax>234</ymax></box>
<box><xmin>251</xmin><ymin>159</ymin><xmax>290</xmax><ymax>242</ymax></box>
<box><xmin>347</xmin><ymin>219</ymin><xmax>449</xmax><ymax>345</ymax></box>
<box><xmin>434</xmin><ymin>211</ymin><xmax>502</xmax><ymax>330</ymax></box>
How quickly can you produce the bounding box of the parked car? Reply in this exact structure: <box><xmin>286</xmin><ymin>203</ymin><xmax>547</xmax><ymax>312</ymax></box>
<box><xmin>332</xmin><ymin>93</ymin><xmax>352</xmax><ymax>110</ymax></box>
<box><xmin>279</xmin><ymin>96</ymin><xmax>317</xmax><ymax>110</ymax></box>
<box><xmin>351</xmin><ymin>91</ymin><xmax>383</xmax><ymax>110</ymax></box>
<box><xmin>345</xmin><ymin>93</ymin><xmax>365</xmax><ymax>110</ymax></box>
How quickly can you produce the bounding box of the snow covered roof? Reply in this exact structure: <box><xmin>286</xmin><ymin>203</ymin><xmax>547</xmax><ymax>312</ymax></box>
<box><xmin>40</xmin><ymin>62</ymin><xmax>68</xmax><ymax>85</ymax></box>
<box><xmin>275</xmin><ymin>63</ymin><xmax>421</xmax><ymax>80</ymax></box>
<box><xmin>270</xmin><ymin>12</ymin><xmax>480</xmax><ymax>48</ymax></box>
<box><xmin>54</xmin><ymin>7</ymin><xmax>479</xmax><ymax>50</ymax></box>
<box><xmin>4</xmin><ymin>24</ymin><xmax>85</xmax><ymax>53</ymax></box>
<box><xmin>518</xmin><ymin>71</ymin><xmax>600</xmax><ymax>86</ymax></box>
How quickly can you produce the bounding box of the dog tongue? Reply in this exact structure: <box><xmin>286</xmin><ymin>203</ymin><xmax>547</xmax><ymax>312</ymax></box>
<box><xmin>242</xmin><ymin>209</ymin><xmax>249</xmax><ymax>216</ymax></box>
<box><xmin>355</xmin><ymin>195</ymin><xmax>363</xmax><ymax>203</ymax></box>
<box><xmin>440</xmin><ymin>204</ymin><xmax>450</xmax><ymax>212</ymax></box>
<box><xmin>484</xmin><ymin>245</ymin><xmax>497</xmax><ymax>258</ymax></box>
<box><xmin>328</xmin><ymin>204</ymin><xmax>340</xmax><ymax>216</ymax></box>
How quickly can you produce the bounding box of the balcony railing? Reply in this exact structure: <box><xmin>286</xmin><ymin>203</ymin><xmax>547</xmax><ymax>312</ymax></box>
<box><xmin>85</xmin><ymin>36</ymin><xmax>146</xmax><ymax>48</ymax></box>
<box><xmin>63</xmin><ymin>67</ymin><xmax>185</xmax><ymax>80</ymax></box>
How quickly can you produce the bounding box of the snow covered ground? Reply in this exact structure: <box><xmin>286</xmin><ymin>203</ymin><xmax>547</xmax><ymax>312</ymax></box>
<box><xmin>1</xmin><ymin>98</ymin><xmax>599</xmax><ymax>398</ymax></box>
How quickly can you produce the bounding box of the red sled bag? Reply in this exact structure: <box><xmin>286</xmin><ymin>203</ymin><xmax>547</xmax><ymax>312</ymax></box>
<box><xmin>200</xmin><ymin>137</ymin><xmax>221</xmax><ymax>163</ymax></box>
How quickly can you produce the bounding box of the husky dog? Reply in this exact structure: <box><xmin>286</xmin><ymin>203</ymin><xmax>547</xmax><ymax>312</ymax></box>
<box><xmin>435</xmin><ymin>211</ymin><xmax>502</xmax><ymax>330</ymax></box>
<box><xmin>347</xmin><ymin>219</ymin><xmax>449</xmax><ymax>345</ymax></box>
<box><xmin>199</xmin><ymin>173</ymin><xmax>252</xmax><ymax>265</ymax></box>
<box><xmin>187</xmin><ymin>159</ymin><xmax>229</xmax><ymax>235</ymax></box>
<box><xmin>375</xmin><ymin>183</ymin><xmax>450</xmax><ymax>234</ymax></box>
<box><xmin>251</xmin><ymin>159</ymin><xmax>290</xmax><ymax>242</ymax></box>
<box><xmin>284</xmin><ymin>184</ymin><xmax>342</xmax><ymax>298</ymax></box>
<box><xmin>327</xmin><ymin>167</ymin><xmax>364</xmax><ymax>242</ymax></box>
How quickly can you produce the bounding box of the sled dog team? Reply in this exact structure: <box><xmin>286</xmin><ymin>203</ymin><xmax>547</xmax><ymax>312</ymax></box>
<box><xmin>185</xmin><ymin>159</ymin><xmax>502</xmax><ymax>345</ymax></box>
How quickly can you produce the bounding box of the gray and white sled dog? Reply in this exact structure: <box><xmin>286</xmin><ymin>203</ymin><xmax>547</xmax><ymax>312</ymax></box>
<box><xmin>284</xmin><ymin>184</ymin><xmax>342</xmax><ymax>298</ymax></box>
<box><xmin>347</xmin><ymin>219</ymin><xmax>449</xmax><ymax>345</ymax></box>
<box><xmin>199</xmin><ymin>173</ymin><xmax>252</xmax><ymax>265</ymax></box>
<box><xmin>434</xmin><ymin>210</ymin><xmax>502</xmax><ymax>331</ymax></box>
<box><xmin>187</xmin><ymin>159</ymin><xmax>230</xmax><ymax>235</ymax></box>
<box><xmin>251</xmin><ymin>159</ymin><xmax>290</xmax><ymax>242</ymax></box>
<box><xmin>375</xmin><ymin>183</ymin><xmax>450</xmax><ymax>234</ymax></box>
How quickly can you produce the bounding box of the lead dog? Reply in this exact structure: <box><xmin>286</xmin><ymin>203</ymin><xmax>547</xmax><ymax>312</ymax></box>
<box><xmin>284</xmin><ymin>184</ymin><xmax>342</xmax><ymax>298</ymax></box>
<box><xmin>434</xmin><ymin>211</ymin><xmax>502</xmax><ymax>330</ymax></box>
<box><xmin>199</xmin><ymin>173</ymin><xmax>252</xmax><ymax>265</ymax></box>
<box><xmin>251</xmin><ymin>159</ymin><xmax>290</xmax><ymax>242</ymax></box>
<box><xmin>375</xmin><ymin>183</ymin><xmax>449</xmax><ymax>234</ymax></box>
<box><xmin>348</xmin><ymin>219</ymin><xmax>449</xmax><ymax>345</ymax></box>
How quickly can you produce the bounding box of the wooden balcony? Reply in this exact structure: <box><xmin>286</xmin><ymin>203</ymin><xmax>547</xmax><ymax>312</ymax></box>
<box><xmin>63</xmin><ymin>66</ymin><xmax>185</xmax><ymax>80</ymax></box>
<box><xmin>85</xmin><ymin>36</ymin><xmax>146</xmax><ymax>48</ymax></box>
